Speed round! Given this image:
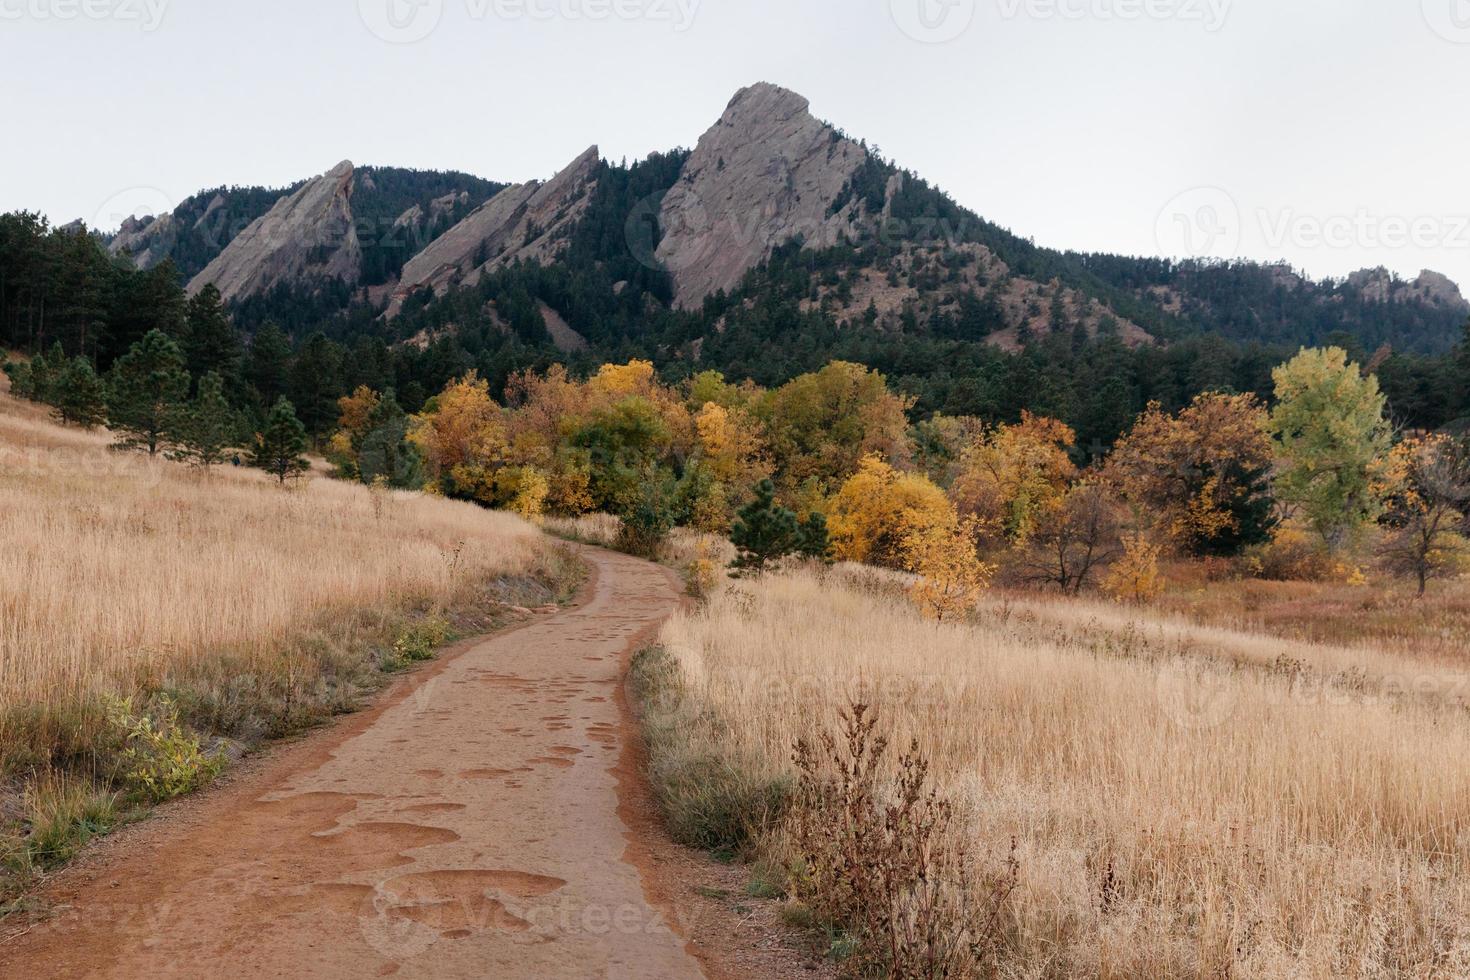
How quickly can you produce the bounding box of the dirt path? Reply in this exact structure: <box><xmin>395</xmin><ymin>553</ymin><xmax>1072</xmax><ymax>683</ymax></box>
<box><xmin>2</xmin><ymin>546</ymin><xmax>708</xmax><ymax>979</ymax></box>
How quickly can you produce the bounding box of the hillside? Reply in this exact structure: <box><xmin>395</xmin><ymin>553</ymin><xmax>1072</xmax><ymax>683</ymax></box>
<box><xmin>0</xmin><ymin>374</ymin><xmax>577</xmax><ymax>901</ymax></box>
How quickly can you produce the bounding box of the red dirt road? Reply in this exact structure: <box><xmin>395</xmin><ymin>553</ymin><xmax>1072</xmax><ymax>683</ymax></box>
<box><xmin>2</xmin><ymin>546</ymin><xmax>705</xmax><ymax>978</ymax></box>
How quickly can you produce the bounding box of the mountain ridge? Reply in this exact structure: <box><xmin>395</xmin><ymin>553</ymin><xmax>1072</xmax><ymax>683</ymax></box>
<box><xmin>99</xmin><ymin>81</ymin><xmax>1467</xmax><ymax>356</ymax></box>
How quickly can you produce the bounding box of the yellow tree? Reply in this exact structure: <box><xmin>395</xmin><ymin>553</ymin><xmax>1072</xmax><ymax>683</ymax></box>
<box><xmin>327</xmin><ymin>385</ymin><xmax>382</xmax><ymax>478</ymax></box>
<box><xmin>409</xmin><ymin>372</ymin><xmax>506</xmax><ymax>499</ymax></box>
<box><xmin>1102</xmin><ymin>533</ymin><xmax>1165</xmax><ymax>604</ymax></box>
<box><xmin>1269</xmin><ymin>347</ymin><xmax>1393</xmax><ymax>550</ymax></box>
<box><xmin>828</xmin><ymin>455</ymin><xmax>955</xmax><ymax>568</ymax></box>
<box><xmin>904</xmin><ymin>516</ymin><xmax>994</xmax><ymax>623</ymax></box>
<box><xmin>949</xmin><ymin>412</ymin><xmax>1078</xmax><ymax>549</ymax></box>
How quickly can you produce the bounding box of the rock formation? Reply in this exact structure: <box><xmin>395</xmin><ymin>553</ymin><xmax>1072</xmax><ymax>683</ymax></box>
<box><xmin>386</xmin><ymin>147</ymin><xmax>600</xmax><ymax>317</ymax></box>
<box><xmin>656</xmin><ymin>83</ymin><xmax>873</xmax><ymax>309</ymax></box>
<box><xmin>108</xmin><ymin>213</ymin><xmax>177</xmax><ymax>270</ymax></box>
<box><xmin>188</xmin><ymin>161</ymin><xmax>360</xmax><ymax>302</ymax></box>
<box><xmin>1348</xmin><ymin>267</ymin><xmax>1469</xmax><ymax>309</ymax></box>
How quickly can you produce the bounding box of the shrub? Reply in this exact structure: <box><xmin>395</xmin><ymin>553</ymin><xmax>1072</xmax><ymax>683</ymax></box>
<box><xmin>789</xmin><ymin>704</ymin><xmax>1017</xmax><ymax>978</ymax></box>
<box><xmin>1103</xmin><ymin>532</ymin><xmax>1166</xmax><ymax>603</ymax></box>
<box><xmin>1251</xmin><ymin>524</ymin><xmax>1342</xmax><ymax>582</ymax></box>
<box><xmin>105</xmin><ymin>695</ymin><xmax>225</xmax><ymax>803</ymax></box>
<box><xmin>616</xmin><ymin>470</ymin><xmax>676</xmax><ymax>559</ymax></box>
<box><xmin>392</xmin><ymin>616</ymin><xmax>451</xmax><ymax>665</ymax></box>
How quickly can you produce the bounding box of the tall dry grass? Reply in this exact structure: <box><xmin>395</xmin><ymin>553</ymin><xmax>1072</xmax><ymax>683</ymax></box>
<box><xmin>0</xmin><ymin>386</ymin><xmax>569</xmax><ymax>774</ymax></box>
<box><xmin>650</xmin><ymin>565</ymin><xmax>1470</xmax><ymax>977</ymax></box>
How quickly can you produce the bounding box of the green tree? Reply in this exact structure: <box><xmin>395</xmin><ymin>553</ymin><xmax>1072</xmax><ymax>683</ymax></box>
<box><xmin>570</xmin><ymin>397</ymin><xmax>673</xmax><ymax>513</ymax></box>
<box><xmin>615</xmin><ymin>466</ymin><xmax>677</xmax><ymax>559</ymax></box>
<box><xmin>1269</xmin><ymin>347</ymin><xmax>1393</xmax><ymax>550</ymax></box>
<box><xmin>183</xmin><ymin>284</ymin><xmax>242</xmax><ymax>388</ymax></box>
<box><xmin>173</xmin><ymin>371</ymin><xmax>241</xmax><ymax>469</ymax></box>
<box><xmin>51</xmin><ymin>355</ymin><xmax>108</xmax><ymax>428</ymax></box>
<box><xmin>107</xmin><ymin>329</ymin><xmax>190</xmax><ymax>455</ymax></box>
<box><xmin>730</xmin><ymin>479</ymin><xmax>804</xmax><ymax>574</ymax></box>
<box><xmin>797</xmin><ymin>510</ymin><xmax>832</xmax><ymax>562</ymax></box>
<box><xmin>247</xmin><ymin>322</ymin><xmax>291</xmax><ymax>408</ymax></box>
<box><xmin>287</xmin><ymin>332</ymin><xmax>345</xmax><ymax>436</ymax></box>
<box><xmin>253</xmin><ymin>398</ymin><xmax>309</xmax><ymax>484</ymax></box>
<box><xmin>357</xmin><ymin>390</ymin><xmax>424</xmax><ymax>489</ymax></box>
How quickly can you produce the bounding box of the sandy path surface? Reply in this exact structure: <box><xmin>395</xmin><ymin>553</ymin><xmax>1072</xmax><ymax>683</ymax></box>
<box><xmin>2</xmin><ymin>546</ymin><xmax>705</xmax><ymax>979</ymax></box>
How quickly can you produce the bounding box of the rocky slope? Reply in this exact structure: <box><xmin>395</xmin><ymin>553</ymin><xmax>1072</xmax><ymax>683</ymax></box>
<box><xmin>109</xmin><ymin>213</ymin><xmax>178</xmax><ymax>270</ymax></box>
<box><xmin>656</xmin><ymin>83</ymin><xmax>872</xmax><ymax>310</ymax></box>
<box><xmin>89</xmin><ymin>82</ymin><xmax>1469</xmax><ymax>355</ymax></box>
<box><xmin>188</xmin><ymin>161</ymin><xmax>361</xmax><ymax>302</ymax></box>
<box><xmin>1348</xmin><ymin>267</ymin><xmax>1469</xmax><ymax>310</ymax></box>
<box><xmin>385</xmin><ymin>146</ymin><xmax>601</xmax><ymax>317</ymax></box>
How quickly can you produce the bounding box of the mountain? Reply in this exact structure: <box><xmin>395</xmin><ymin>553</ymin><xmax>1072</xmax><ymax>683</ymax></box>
<box><xmin>107</xmin><ymin>165</ymin><xmax>503</xmax><ymax>307</ymax></box>
<box><xmin>386</xmin><ymin>146</ymin><xmax>601</xmax><ymax>317</ymax></box>
<box><xmin>655</xmin><ymin>83</ymin><xmax>873</xmax><ymax>309</ymax></box>
<box><xmin>188</xmin><ymin>161</ymin><xmax>361</xmax><ymax>303</ymax></box>
<box><xmin>102</xmin><ymin>82</ymin><xmax>1465</xmax><ymax>361</ymax></box>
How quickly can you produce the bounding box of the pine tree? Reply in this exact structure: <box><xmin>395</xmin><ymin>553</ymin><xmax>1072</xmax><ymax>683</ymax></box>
<box><xmin>183</xmin><ymin>284</ymin><xmax>242</xmax><ymax>387</ymax></box>
<box><xmin>730</xmin><ymin>479</ymin><xmax>804</xmax><ymax>574</ymax></box>
<box><xmin>253</xmin><ymin>398</ymin><xmax>310</xmax><ymax>484</ymax></box>
<box><xmin>358</xmin><ymin>396</ymin><xmax>424</xmax><ymax>489</ymax></box>
<box><xmin>51</xmin><ymin>356</ymin><xmax>108</xmax><ymax>428</ymax></box>
<box><xmin>174</xmin><ymin>372</ymin><xmax>241</xmax><ymax>469</ymax></box>
<box><xmin>106</xmin><ymin>329</ymin><xmax>190</xmax><ymax>455</ymax></box>
<box><xmin>797</xmin><ymin>510</ymin><xmax>832</xmax><ymax>562</ymax></box>
<box><xmin>20</xmin><ymin>342</ymin><xmax>67</xmax><ymax>403</ymax></box>
<box><xmin>246</xmin><ymin>322</ymin><xmax>291</xmax><ymax>408</ymax></box>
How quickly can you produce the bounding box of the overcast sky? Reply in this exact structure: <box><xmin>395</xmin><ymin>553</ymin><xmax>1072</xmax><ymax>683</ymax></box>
<box><xmin>3</xmin><ymin>0</ymin><xmax>1466</xmax><ymax>288</ymax></box>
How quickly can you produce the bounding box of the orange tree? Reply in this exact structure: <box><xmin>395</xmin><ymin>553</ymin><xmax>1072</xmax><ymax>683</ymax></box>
<box><xmin>1105</xmin><ymin>392</ymin><xmax>1276</xmax><ymax>557</ymax></box>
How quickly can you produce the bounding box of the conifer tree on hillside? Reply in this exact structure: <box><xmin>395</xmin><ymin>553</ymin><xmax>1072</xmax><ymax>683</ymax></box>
<box><xmin>246</xmin><ymin>322</ymin><xmax>291</xmax><ymax>408</ymax></box>
<box><xmin>51</xmin><ymin>356</ymin><xmax>108</xmax><ymax>429</ymax></box>
<box><xmin>730</xmin><ymin>479</ymin><xmax>803</xmax><ymax>574</ymax></box>
<box><xmin>106</xmin><ymin>329</ymin><xmax>190</xmax><ymax>455</ymax></box>
<box><xmin>253</xmin><ymin>398</ymin><xmax>310</xmax><ymax>484</ymax></box>
<box><xmin>730</xmin><ymin>479</ymin><xmax>831</xmax><ymax>572</ymax></box>
<box><xmin>173</xmin><ymin>371</ymin><xmax>242</xmax><ymax>469</ymax></box>
<box><xmin>356</xmin><ymin>389</ymin><xmax>424</xmax><ymax>489</ymax></box>
<box><xmin>183</xmin><ymin>284</ymin><xmax>243</xmax><ymax>389</ymax></box>
<box><xmin>797</xmin><ymin>510</ymin><xmax>832</xmax><ymax>563</ymax></box>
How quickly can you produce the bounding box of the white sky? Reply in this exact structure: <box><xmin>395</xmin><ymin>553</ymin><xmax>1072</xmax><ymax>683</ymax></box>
<box><xmin>3</xmin><ymin>0</ymin><xmax>1467</xmax><ymax>288</ymax></box>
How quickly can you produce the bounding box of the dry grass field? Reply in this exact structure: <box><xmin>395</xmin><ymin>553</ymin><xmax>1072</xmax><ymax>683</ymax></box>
<box><xmin>643</xmin><ymin>563</ymin><xmax>1470</xmax><ymax>978</ymax></box>
<box><xmin>0</xmin><ymin>381</ymin><xmax>579</xmax><ymax>892</ymax></box>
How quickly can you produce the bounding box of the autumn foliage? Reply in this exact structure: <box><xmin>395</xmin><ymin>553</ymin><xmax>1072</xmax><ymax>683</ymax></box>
<box><xmin>303</xmin><ymin>341</ymin><xmax>1456</xmax><ymax>600</ymax></box>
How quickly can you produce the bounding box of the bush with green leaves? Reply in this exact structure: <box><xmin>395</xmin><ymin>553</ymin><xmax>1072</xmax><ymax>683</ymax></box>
<box><xmin>105</xmin><ymin>695</ymin><xmax>225</xmax><ymax>803</ymax></box>
<box><xmin>392</xmin><ymin>617</ymin><xmax>451</xmax><ymax>666</ymax></box>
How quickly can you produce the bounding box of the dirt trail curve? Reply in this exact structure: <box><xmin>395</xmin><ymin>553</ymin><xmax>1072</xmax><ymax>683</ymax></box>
<box><xmin>2</xmin><ymin>546</ymin><xmax>707</xmax><ymax>979</ymax></box>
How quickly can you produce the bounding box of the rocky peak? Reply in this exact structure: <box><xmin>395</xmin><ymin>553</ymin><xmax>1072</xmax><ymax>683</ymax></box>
<box><xmin>656</xmin><ymin>83</ymin><xmax>874</xmax><ymax>309</ymax></box>
<box><xmin>1410</xmin><ymin>270</ymin><xmax>1468</xmax><ymax>309</ymax></box>
<box><xmin>386</xmin><ymin>146</ymin><xmax>600</xmax><ymax>318</ymax></box>
<box><xmin>108</xmin><ymin>212</ymin><xmax>177</xmax><ymax>270</ymax></box>
<box><xmin>1347</xmin><ymin>266</ymin><xmax>1468</xmax><ymax>309</ymax></box>
<box><xmin>188</xmin><ymin>160</ymin><xmax>360</xmax><ymax>303</ymax></box>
